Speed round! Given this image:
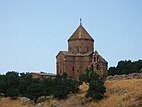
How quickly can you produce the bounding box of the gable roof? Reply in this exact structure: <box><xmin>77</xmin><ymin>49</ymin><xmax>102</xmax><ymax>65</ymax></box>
<box><xmin>94</xmin><ymin>51</ymin><xmax>108</xmax><ymax>64</ymax></box>
<box><xmin>56</xmin><ymin>51</ymin><xmax>93</xmax><ymax>58</ymax></box>
<box><xmin>68</xmin><ymin>24</ymin><xmax>94</xmax><ymax>41</ymax></box>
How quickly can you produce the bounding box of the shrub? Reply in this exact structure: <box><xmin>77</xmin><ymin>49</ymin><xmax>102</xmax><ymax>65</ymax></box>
<box><xmin>80</xmin><ymin>69</ymin><xmax>106</xmax><ymax>100</ymax></box>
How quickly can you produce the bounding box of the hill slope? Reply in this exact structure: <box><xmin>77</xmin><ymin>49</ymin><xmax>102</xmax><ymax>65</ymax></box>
<box><xmin>0</xmin><ymin>79</ymin><xmax>142</xmax><ymax>107</ymax></box>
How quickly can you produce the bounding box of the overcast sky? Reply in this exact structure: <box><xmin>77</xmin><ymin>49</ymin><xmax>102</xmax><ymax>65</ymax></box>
<box><xmin>0</xmin><ymin>0</ymin><xmax>142</xmax><ymax>74</ymax></box>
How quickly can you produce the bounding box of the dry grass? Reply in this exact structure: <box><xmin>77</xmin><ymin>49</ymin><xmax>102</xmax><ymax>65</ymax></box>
<box><xmin>0</xmin><ymin>79</ymin><xmax>142</xmax><ymax>107</ymax></box>
<box><xmin>0</xmin><ymin>97</ymin><xmax>32</xmax><ymax>107</ymax></box>
<box><xmin>87</xmin><ymin>79</ymin><xmax>142</xmax><ymax>107</ymax></box>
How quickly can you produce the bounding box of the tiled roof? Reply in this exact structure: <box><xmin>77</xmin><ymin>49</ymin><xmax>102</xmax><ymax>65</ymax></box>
<box><xmin>94</xmin><ymin>51</ymin><xmax>108</xmax><ymax>63</ymax></box>
<box><xmin>68</xmin><ymin>24</ymin><xmax>94</xmax><ymax>41</ymax></box>
<box><xmin>32</xmin><ymin>72</ymin><xmax>56</xmax><ymax>76</ymax></box>
<box><xmin>60</xmin><ymin>51</ymin><xmax>93</xmax><ymax>57</ymax></box>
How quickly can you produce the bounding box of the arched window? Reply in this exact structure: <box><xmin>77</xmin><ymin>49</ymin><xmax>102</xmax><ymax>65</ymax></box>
<box><xmin>97</xmin><ymin>65</ymin><xmax>100</xmax><ymax>70</ymax></box>
<box><xmin>94</xmin><ymin>56</ymin><xmax>96</xmax><ymax>62</ymax></box>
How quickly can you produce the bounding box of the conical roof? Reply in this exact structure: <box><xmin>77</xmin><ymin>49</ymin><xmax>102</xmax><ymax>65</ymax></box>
<box><xmin>68</xmin><ymin>24</ymin><xmax>94</xmax><ymax>41</ymax></box>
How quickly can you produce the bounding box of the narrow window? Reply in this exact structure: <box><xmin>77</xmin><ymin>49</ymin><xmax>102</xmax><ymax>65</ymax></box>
<box><xmin>69</xmin><ymin>47</ymin><xmax>72</xmax><ymax>51</ymax></box>
<box><xmin>94</xmin><ymin>56</ymin><xmax>96</xmax><ymax>62</ymax></box>
<box><xmin>97</xmin><ymin>56</ymin><xmax>99</xmax><ymax>61</ymax></box>
<box><xmin>87</xmin><ymin>46</ymin><xmax>89</xmax><ymax>52</ymax></box>
<box><xmin>97</xmin><ymin>65</ymin><xmax>100</xmax><ymax>70</ymax></box>
<box><xmin>91</xmin><ymin>64</ymin><xmax>93</xmax><ymax>70</ymax></box>
<box><xmin>72</xmin><ymin>66</ymin><xmax>75</xmax><ymax>76</ymax></box>
<box><xmin>72</xmin><ymin>66</ymin><xmax>74</xmax><ymax>71</ymax></box>
<box><xmin>76</xmin><ymin>47</ymin><xmax>79</xmax><ymax>53</ymax></box>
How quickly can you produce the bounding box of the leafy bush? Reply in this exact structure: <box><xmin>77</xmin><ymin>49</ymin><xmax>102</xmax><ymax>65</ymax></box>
<box><xmin>27</xmin><ymin>83</ymin><xmax>43</xmax><ymax>103</ymax></box>
<box><xmin>7</xmin><ymin>88</ymin><xmax>19</xmax><ymax>99</ymax></box>
<box><xmin>79</xmin><ymin>69</ymin><xmax>106</xmax><ymax>100</ymax></box>
<box><xmin>0</xmin><ymin>71</ymin><xmax>79</xmax><ymax>102</ymax></box>
<box><xmin>108</xmin><ymin>60</ymin><xmax>142</xmax><ymax>75</ymax></box>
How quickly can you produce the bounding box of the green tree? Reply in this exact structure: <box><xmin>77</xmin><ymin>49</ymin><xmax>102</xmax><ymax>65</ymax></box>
<box><xmin>79</xmin><ymin>69</ymin><xmax>106</xmax><ymax>100</ymax></box>
<box><xmin>52</xmin><ymin>78</ymin><xmax>69</xmax><ymax>99</ymax></box>
<box><xmin>86</xmin><ymin>80</ymin><xmax>106</xmax><ymax>100</ymax></box>
<box><xmin>0</xmin><ymin>71</ymin><xmax>20</xmax><ymax>97</ymax></box>
<box><xmin>19</xmin><ymin>73</ymin><xmax>32</xmax><ymax>96</ymax></box>
<box><xmin>6</xmin><ymin>71</ymin><xmax>19</xmax><ymax>89</ymax></box>
<box><xmin>65</xmin><ymin>79</ymin><xmax>79</xmax><ymax>94</ymax></box>
<box><xmin>41</xmin><ymin>78</ymin><xmax>54</xmax><ymax>96</ymax></box>
<box><xmin>0</xmin><ymin>75</ymin><xmax>7</xmax><ymax>96</ymax></box>
<box><xmin>108</xmin><ymin>60</ymin><xmax>142</xmax><ymax>75</ymax></box>
<box><xmin>27</xmin><ymin>83</ymin><xmax>43</xmax><ymax>103</ymax></box>
<box><xmin>7</xmin><ymin>87</ymin><xmax>19</xmax><ymax>99</ymax></box>
<box><xmin>52</xmin><ymin>74</ymin><xmax>79</xmax><ymax>99</ymax></box>
<box><xmin>135</xmin><ymin>60</ymin><xmax>142</xmax><ymax>72</ymax></box>
<box><xmin>108</xmin><ymin>67</ymin><xmax>116</xmax><ymax>76</ymax></box>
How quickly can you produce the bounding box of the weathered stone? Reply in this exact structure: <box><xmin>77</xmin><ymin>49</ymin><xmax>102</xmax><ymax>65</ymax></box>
<box><xmin>0</xmin><ymin>93</ymin><xmax>4</xmax><ymax>97</ymax></box>
<box><xmin>56</xmin><ymin>24</ymin><xmax>108</xmax><ymax>79</ymax></box>
<box><xmin>106</xmin><ymin>73</ymin><xmax>142</xmax><ymax>81</ymax></box>
<box><xmin>37</xmin><ymin>96</ymin><xmax>53</xmax><ymax>103</ymax></box>
<box><xmin>106</xmin><ymin>76</ymin><xmax>113</xmax><ymax>80</ymax></box>
<box><xmin>34</xmin><ymin>102</ymin><xmax>44</xmax><ymax>107</ymax></box>
<box><xmin>19</xmin><ymin>97</ymin><xmax>30</xmax><ymax>105</ymax></box>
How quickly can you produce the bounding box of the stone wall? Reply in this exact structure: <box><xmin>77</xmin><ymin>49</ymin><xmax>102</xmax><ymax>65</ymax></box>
<box><xmin>68</xmin><ymin>39</ymin><xmax>94</xmax><ymax>54</ymax></box>
<box><xmin>56</xmin><ymin>53</ymin><xmax>65</xmax><ymax>75</ymax></box>
<box><xmin>64</xmin><ymin>56</ymin><xmax>92</xmax><ymax>79</ymax></box>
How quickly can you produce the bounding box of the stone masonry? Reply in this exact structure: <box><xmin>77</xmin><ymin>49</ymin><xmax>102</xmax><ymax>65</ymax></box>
<box><xmin>56</xmin><ymin>22</ymin><xmax>108</xmax><ymax>79</ymax></box>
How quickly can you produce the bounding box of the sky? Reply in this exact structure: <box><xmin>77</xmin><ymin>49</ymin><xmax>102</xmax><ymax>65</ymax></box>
<box><xmin>0</xmin><ymin>0</ymin><xmax>142</xmax><ymax>74</ymax></box>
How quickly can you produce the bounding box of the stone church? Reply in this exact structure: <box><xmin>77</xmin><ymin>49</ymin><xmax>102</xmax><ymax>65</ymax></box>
<box><xmin>56</xmin><ymin>22</ymin><xmax>108</xmax><ymax>79</ymax></box>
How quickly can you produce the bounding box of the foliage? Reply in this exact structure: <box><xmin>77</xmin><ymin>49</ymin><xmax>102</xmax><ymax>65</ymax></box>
<box><xmin>52</xmin><ymin>78</ymin><xmax>69</xmax><ymax>99</ymax></box>
<box><xmin>6</xmin><ymin>71</ymin><xmax>19</xmax><ymax>89</ymax></box>
<box><xmin>79</xmin><ymin>69</ymin><xmax>106</xmax><ymax>100</ymax></box>
<box><xmin>0</xmin><ymin>71</ymin><xmax>20</xmax><ymax>97</ymax></box>
<box><xmin>27</xmin><ymin>83</ymin><xmax>43</xmax><ymax>103</ymax></box>
<box><xmin>7</xmin><ymin>87</ymin><xmax>19</xmax><ymax>99</ymax></box>
<box><xmin>19</xmin><ymin>73</ymin><xmax>32</xmax><ymax>96</ymax></box>
<box><xmin>108</xmin><ymin>60</ymin><xmax>142</xmax><ymax>75</ymax></box>
<box><xmin>41</xmin><ymin>78</ymin><xmax>54</xmax><ymax>96</ymax></box>
<box><xmin>52</xmin><ymin>74</ymin><xmax>79</xmax><ymax>99</ymax></box>
<box><xmin>0</xmin><ymin>71</ymin><xmax>79</xmax><ymax>103</ymax></box>
<box><xmin>0</xmin><ymin>75</ymin><xmax>7</xmax><ymax>96</ymax></box>
<box><xmin>86</xmin><ymin>80</ymin><xmax>106</xmax><ymax>100</ymax></box>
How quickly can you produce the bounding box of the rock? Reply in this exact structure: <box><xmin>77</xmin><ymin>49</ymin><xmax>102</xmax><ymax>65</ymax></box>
<box><xmin>135</xmin><ymin>94</ymin><xmax>142</xmax><ymax>101</ymax></box>
<box><xmin>19</xmin><ymin>97</ymin><xmax>30</xmax><ymax>105</ymax></box>
<box><xmin>139</xmin><ymin>73</ymin><xmax>142</xmax><ymax>78</ymax></box>
<box><xmin>37</xmin><ymin>96</ymin><xmax>46</xmax><ymax>103</ymax></box>
<box><xmin>106</xmin><ymin>76</ymin><xmax>113</xmax><ymax>80</ymax></box>
<box><xmin>0</xmin><ymin>93</ymin><xmax>5</xmax><ymax>97</ymax></box>
<box><xmin>37</xmin><ymin>96</ymin><xmax>53</xmax><ymax>103</ymax></box>
<box><xmin>34</xmin><ymin>102</ymin><xmax>44</xmax><ymax>107</ymax></box>
<box><xmin>106</xmin><ymin>73</ymin><xmax>142</xmax><ymax>81</ymax></box>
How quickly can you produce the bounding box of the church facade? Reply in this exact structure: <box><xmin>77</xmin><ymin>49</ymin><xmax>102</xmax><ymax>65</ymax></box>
<box><xmin>56</xmin><ymin>22</ymin><xmax>108</xmax><ymax>79</ymax></box>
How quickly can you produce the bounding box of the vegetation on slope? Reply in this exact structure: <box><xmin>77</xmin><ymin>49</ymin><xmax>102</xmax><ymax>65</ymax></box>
<box><xmin>0</xmin><ymin>69</ymin><xmax>106</xmax><ymax>104</ymax></box>
<box><xmin>79</xmin><ymin>69</ymin><xmax>106</xmax><ymax>100</ymax></box>
<box><xmin>0</xmin><ymin>79</ymin><xmax>142</xmax><ymax>107</ymax></box>
<box><xmin>0</xmin><ymin>72</ymin><xmax>79</xmax><ymax>103</ymax></box>
<box><xmin>108</xmin><ymin>60</ymin><xmax>142</xmax><ymax>75</ymax></box>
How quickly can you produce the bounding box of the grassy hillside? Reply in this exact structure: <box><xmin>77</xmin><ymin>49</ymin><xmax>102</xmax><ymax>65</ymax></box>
<box><xmin>0</xmin><ymin>79</ymin><xmax>142</xmax><ymax>107</ymax></box>
<box><xmin>91</xmin><ymin>79</ymin><xmax>142</xmax><ymax>107</ymax></box>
